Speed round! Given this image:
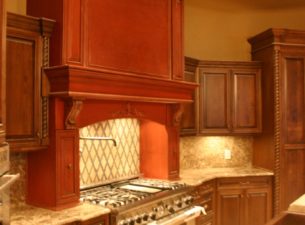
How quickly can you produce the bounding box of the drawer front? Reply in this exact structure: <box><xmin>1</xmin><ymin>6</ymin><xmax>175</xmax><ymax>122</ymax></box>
<box><xmin>196</xmin><ymin>212</ymin><xmax>214</xmax><ymax>225</ymax></box>
<box><xmin>217</xmin><ymin>176</ymin><xmax>272</xmax><ymax>189</ymax></box>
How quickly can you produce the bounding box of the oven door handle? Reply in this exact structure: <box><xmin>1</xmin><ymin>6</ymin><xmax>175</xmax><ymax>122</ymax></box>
<box><xmin>148</xmin><ymin>206</ymin><xmax>206</xmax><ymax>225</ymax></box>
<box><xmin>0</xmin><ymin>173</ymin><xmax>20</xmax><ymax>191</ymax></box>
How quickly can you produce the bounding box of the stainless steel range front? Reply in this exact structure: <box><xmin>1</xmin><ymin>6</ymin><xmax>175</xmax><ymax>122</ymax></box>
<box><xmin>81</xmin><ymin>178</ymin><xmax>205</xmax><ymax>225</ymax></box>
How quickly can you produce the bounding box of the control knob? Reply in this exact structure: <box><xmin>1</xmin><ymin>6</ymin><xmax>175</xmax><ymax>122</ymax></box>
<box><xmin>134</xmin><ymin>215</ymin><xmax>142</xmax><ymax>224</ymax></box>
<box><xmin>142</xmin><ymin>213</ymin><xmax>149</xmax><ymax>221</ymax></box>
<box><xmin>174</xmin><ymin>199</ymin><xmax>183</xmax><ymax>208</ymax></box>
<box><xmin>166</xmin><ymin>205</ymin><xmax>175</xmax><ymax>214</ymax></box>
<box><xmin>183</xmin><ymin>196</ymin><xmax>194</xmax><ymax>205</ymax></box>
<box><xmin>149</xmin><ymin>212</ymin><xmax>157</xmax><ymax>221</ymax></box>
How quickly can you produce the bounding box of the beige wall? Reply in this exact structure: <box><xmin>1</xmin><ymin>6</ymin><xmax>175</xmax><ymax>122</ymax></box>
<box><xmin>185</xmin><ymin>0</ymin><xmax>305</xmax><ymax>60</ymax></box>
<box><xmin>6</xmin><ymin>0</ymin><xmax>26</xmax><ymax>14</ymax></box>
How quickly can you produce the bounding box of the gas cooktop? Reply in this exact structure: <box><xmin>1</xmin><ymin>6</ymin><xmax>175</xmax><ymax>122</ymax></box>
<box><xmin>80</xmin><ymin>178</ymin><xmax>199</xmax><ymax>225</ymax></box>
<box><xmin>80</xmin><ymin>178</ymin><xmax>187</xmax><ymax>208</ymax></box>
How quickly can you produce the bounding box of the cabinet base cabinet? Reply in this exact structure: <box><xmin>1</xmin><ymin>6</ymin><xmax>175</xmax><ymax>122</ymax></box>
<box><xmin>216</xmin><ymin>176</ymin><xmax>272</xmax><ymax>225</ymax></box>
<box><xmin>63</xmin><ymin>214</ymin><xmax>109</xmax><ymax>225</ymax></box>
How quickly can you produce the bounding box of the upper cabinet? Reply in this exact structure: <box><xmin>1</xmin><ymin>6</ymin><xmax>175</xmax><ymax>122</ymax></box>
<box><xmin>6</xmin><ymin>13</ymin><xmax>55</xmax><ymax>151</ymax></box>
<box><xmin>249</xmin><ymin>28</ymin><xmax>305</xmax><ymax>213</ymax></box>
<box><xmin>26</xmin><ymin>0</ymin><xmax>184</xmax><ymax>81</ymax></box>
<box><xmin>181</xmin><ymin>60</ymin><xmax>262</xmax><ymax>135</ymax></box>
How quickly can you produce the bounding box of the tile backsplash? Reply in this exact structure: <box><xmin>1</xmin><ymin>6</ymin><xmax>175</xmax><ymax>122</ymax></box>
<box><xmin>79</xmin><ymin>118</ymin><xmax>140</xmax><ymax>187</ymax></box>
<box><xmin>10</xmin><ymin>152</ymin><xmax>27</xmax><ymax>208</ymax></box>
<box><xmin>180</xmin><ymin>136</ymin><xmax>253</xmax><ymax>169</ymax></box>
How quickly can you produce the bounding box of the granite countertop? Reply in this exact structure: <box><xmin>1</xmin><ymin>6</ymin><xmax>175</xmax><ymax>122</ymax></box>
<box><xmin>10</xmin><ymin>203</ymin><xmax>111</xmax><ymax>225</ymax></box>
<box><xmin>180</xmin><ymin>167</ymin><xmax>274</xmax><ymax>186</ymax></box>
<box><xmin>288</xmin><ymin>194</ymin><xmax>305</xmax><ymax>214</ymax></box>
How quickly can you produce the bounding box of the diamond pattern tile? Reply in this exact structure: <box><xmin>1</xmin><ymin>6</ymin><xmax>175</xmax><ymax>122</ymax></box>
<box><xmin>79</xmin><ymin>119</ymin><xmax>140</xmax><ymax>187</ymax></box>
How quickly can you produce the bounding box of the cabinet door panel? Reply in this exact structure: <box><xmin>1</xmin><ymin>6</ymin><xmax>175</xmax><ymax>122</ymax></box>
<box><xmin>281</xmin><ymin>148</ymin><xmax>305</xmax><ymax>210</ymax></box>
<box><xmin>56</xmin><ymin>130</ymin><xmax>79</xmax><ymax>205</ymax></box>
<box><xmin>6</xmin><ymin>32</ymin><xmax>40</xmax><ymax>144</ymax></box>
<box><xmin>86</xmin><ymin>0</ymin><xmax>171</xmax><ymax>79</ymax></box>
<box><xmin>232</xmin><ymin>69</ymin><xmax>261</xmax><ymax>133</ymax></box>
<box><xmin>217</xmin><ymin>189</ymin><xmax>243</xmax><ymax>225</ymax></box>
<box><xmin>199</xmin><ymin>70</ymin><xmax>230</xmax><ymax>134</ymax></box>
<box><xmin>282</xmin><ymin>56</ymin><xmax>305</xmax><ymax>144</ymax></box>
<box><xmin>245</xmin><ymin>188</ymin><xmax>272</xmax><ymax>225</ymax></box>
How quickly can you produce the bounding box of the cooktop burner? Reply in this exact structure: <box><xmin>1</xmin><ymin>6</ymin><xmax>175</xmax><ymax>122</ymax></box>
<box><xmin>80</xmin><ymin>178</ymin><xmax>186</xmax><ymax>209</ymax></box>
<box><xmin>80</xmin><ymin>186</ymin><xmax>150</xmax><ymax>208</ymax></box>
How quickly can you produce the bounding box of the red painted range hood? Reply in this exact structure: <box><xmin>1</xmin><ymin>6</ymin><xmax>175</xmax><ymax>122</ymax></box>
<box><xmin>26</xmin><ymin>0</ymin><xmax>196</xmax><ymax>210</ymax></box>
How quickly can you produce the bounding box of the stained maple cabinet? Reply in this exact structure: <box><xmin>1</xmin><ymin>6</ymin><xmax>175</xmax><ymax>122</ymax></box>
<box><xmin>199</xmin><ymin>61</ymin><xmax>262</xmax><ymax>135</ymax></box>
<box><xmin>181</xmin><ymin>60</ymin><xmax>262</xmax><ymax>135</ymax></box>
<box><xmin>5</xmin><ymin>13</ymin><xmax>55</xmax><ymax>151</ymax></box>
<box><xmin>249</xmin><ymin>28</ymin><xmax>305</xmax><ymax>213</ymax></box>
<box><xmin>216</xmin><ymin>176</ymin><xmax>272</xmax><ymax>225</ymax></box>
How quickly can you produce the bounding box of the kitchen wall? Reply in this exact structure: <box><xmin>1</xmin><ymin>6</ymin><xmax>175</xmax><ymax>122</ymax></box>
<box><xmin>6</xmin><ymin>0</ymin><xmax>26</xmax><ymax>14</ymax></box>
<box><xmin>185</xmin><ymin>0</ymin><xmax>305</xmax><ymax>61</ymax></box>
<box><xmin>181</xmin><ymin>0</ymin><xmax>305</xmax><ymax>170</ymax></box>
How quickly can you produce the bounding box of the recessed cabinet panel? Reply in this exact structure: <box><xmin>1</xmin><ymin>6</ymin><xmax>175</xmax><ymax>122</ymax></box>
<box><xmin>200</xmin><ymin>71</ymin><xmax>230</xmax><ymax>134</ymax></box>
<box><xmin>86</xmin><ymin>0</ymin><xmax>171</xmax><ymax>78</ymax></box>
<box><xmin>245</xmin><ymin>189</ymin><xmax>271</xmax><ymax>225</ymax></box>
<box><xmin>217</xmin><ymin>190</ymin><xmax>243</xmax><ymax>225</ymax></box>
<box><xmin>6</xmin><ymin>34</ymin><xmax>39</xmax><ymax>141</ymax></box>
<box><xmin>282</xmin><ymin>148</ymin><xmax>305</xmax><ymax>209</ymax></box>
<box><xmin>283</xmin><ymin>57</ymin><xmax>305</xmax><ymax>144</ymax></box>
<box><xmin>232</xmin><ymin>70</ymin><xmax>261</xmax><ymax>132</ymax></box>
<box><xmin>56</xmin><ymin>130</ymin><xmax>79</xmax><ymax>204</ymax></box>
<box><xmin>65</xmin><ymin>0</ymin><xmax>83</xmax><ymax>65</ymax></box>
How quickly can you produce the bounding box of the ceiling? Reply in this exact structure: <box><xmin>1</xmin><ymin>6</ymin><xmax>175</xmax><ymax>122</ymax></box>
<box><xmin>189</xmin><ymin>0</ymin><xmax>305</xmax><ymax>11</ymax></box>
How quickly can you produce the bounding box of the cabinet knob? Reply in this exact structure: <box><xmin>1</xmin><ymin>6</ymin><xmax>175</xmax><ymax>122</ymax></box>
<box><xmin>67</xmin><ymin>164</ymin><xmax>73</xmax><ymax>170</ymax></box>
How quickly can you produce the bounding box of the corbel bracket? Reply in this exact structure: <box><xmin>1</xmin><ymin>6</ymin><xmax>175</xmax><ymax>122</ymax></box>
<box><xmin>65</xmin><ymin>99</ymin><xmax>83</xmax><ymax>129</ymax></box>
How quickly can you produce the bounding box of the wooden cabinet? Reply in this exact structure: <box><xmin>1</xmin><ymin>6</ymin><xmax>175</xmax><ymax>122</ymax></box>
<box><xmin>64</xmin><ymin>214</ymin><xmax>109</xmax><ymax>225</ymax></box>
<box><xmin>216</xmin><ymin>176</ymin><xmax>272</xmax><ymax>225</ymax></box>
<box><xmin>26</xmin><ymin>0</ymin><xmax>184</xmax><ymax>81</ymax></box>
<box><xmin>249</xmin><ymin>28</ymin><xmax>305</xmax><ymax>213</ymax></box>
<box><xmin>5</xmin><ymin>13</ymin><xmax>55</xmax><ymax>151</ymax></box>
<box><xmin>195</xmin><ymin>180</ymin><xmax>216</xmax><ymax>225</ymax></box>
<box><xmin>181</xmin><ymin>57</ymin><xmax>199</xmax><ymax>136</ymax></box>
<box><xmin>79</xmin><ymin>214</ymin><xmax>108</xmax><ymax>225</ymax></box>
<box><xmin>198</xmin><ymin>61</ymin><xmax>262</xmax><ymax>135</ymax></box>
<box><xmin>27</xmin><ymin>129</ymin><xmax>80</xmax><ymax>208</ymax></box>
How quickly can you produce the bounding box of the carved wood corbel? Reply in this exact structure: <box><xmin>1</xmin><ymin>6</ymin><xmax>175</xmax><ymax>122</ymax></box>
<box><xmin>65</xmin><ymin>99</ymin><xmax>83</xmax><ymax>129</ymax></box>
<box><xmin>172</xmin><ymin>103</ymin><xmax>184</xmax><ymax>127</ymax></box>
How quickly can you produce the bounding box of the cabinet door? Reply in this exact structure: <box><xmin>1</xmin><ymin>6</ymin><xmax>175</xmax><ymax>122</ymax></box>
<box><xmin>181</xmin><ymin>70</ymin><xmax>197</xmax><ymax>135</ymax></box>
<box><xmin>56</xmin><ymin>130</ymin><xmax>79</xmax><ymax>206</ymax></box>
<box><xmin>199</xmin><ymin>69</ymin><xmax>231</xmax><ymax>134</ymax></box>
<box><xmin>281</xmin><ymin>51</ymin><xmax>305</xmax><ymax>210</ymax></box>
<box><xmin>245</xmin><ymin>188</ymin><xmax>272</xmax><ymax>225</ymax></box>
<box><xmin>217</xmin><ymin>189</ymin><xmax>243</xmax><ymax>225</ymax></box>
<box><xmin>80</xmin><ymin>214</ymin><xmax>109</xmax><ymax>225</ymax></box>
<box><xmin>6</xmin><ymin>27</ymin><xmax>42</xmax><ymax>150</ymax></box>
<box><xmin>231</xmin><ymin>69</ymin><xmax>262</xmax><ymax>133</ymax></box>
